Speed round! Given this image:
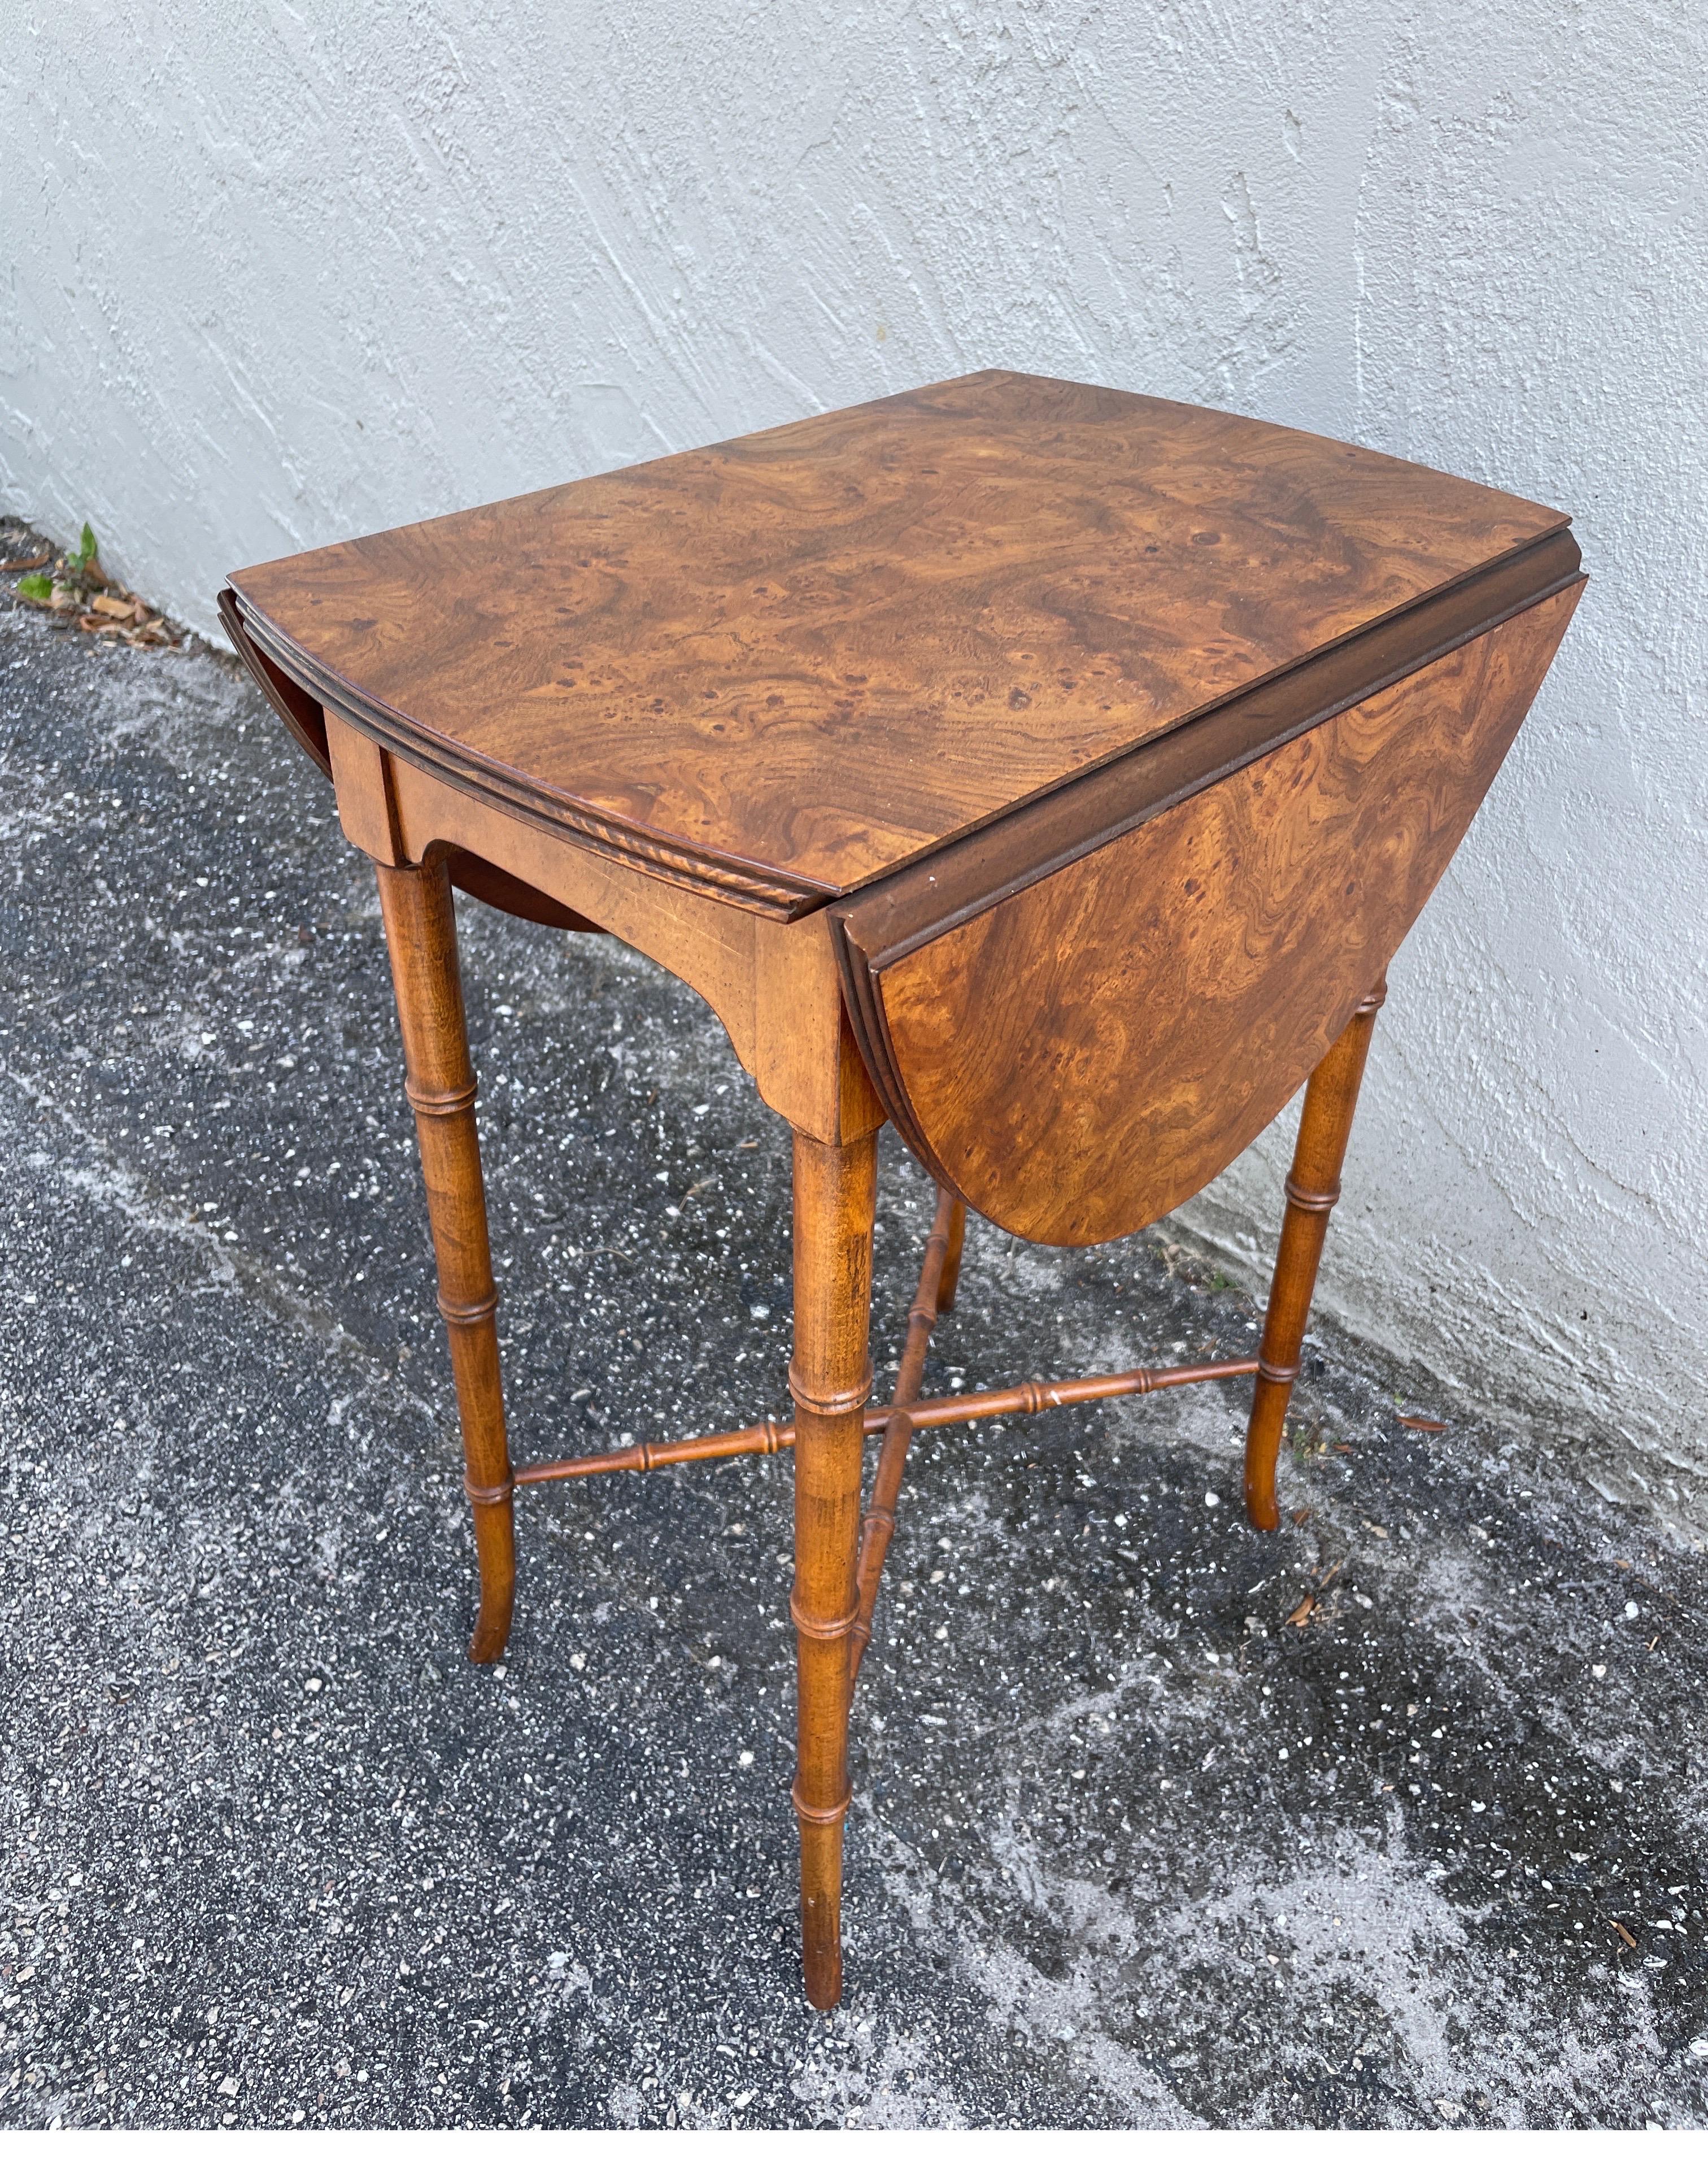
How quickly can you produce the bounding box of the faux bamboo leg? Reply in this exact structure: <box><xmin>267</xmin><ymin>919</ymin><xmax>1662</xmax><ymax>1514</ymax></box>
<box><xmin>374</xmin><ymin>854</ymin><xmax>516</xmax><ymax>1662</ymax></box>
<box><xmin>1243</xmin><ymin>981</ymin><xmax>1387</xmax><ymax>1531</ymax></box>
<box><xmin>790</xmin><ymin>1126</ymin><xmax>879</xmax><ymax>2012</ymax></box>
<box><xmin>935</xmin><ymin>1197</ymin><xmax>968</xmax><ymax>1313</ymax></box>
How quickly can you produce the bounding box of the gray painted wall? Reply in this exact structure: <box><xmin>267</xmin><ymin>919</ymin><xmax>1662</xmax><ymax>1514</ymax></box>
<box><xmin>5</xmin><ymin>4</ymin><xmax>1704</xmax><ymax>1505</ymax></box>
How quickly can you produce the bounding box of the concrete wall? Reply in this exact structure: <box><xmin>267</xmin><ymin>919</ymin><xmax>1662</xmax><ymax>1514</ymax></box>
<box><xmin>5</xmin><ymin>4</ymin><xmax>1704</xmax><ymax>1494</ymax></box>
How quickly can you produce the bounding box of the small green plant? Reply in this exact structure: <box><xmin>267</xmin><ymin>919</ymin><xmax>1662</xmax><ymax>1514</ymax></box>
<box><xmin>15</xmin><ymin>520</ymin><xmax>103</xmax><ymax>607</ymax></box>
<box><xmin>11</xmin><ymin>520</ymin><xmax>174</xmax><ymax>646</ymax></box>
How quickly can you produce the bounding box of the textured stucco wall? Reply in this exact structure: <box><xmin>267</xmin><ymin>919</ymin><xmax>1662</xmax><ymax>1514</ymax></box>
<box><xmin>4</xmin><ymin>5</ymin><xmax>1704</xmax><ymax>1496</ymax></box>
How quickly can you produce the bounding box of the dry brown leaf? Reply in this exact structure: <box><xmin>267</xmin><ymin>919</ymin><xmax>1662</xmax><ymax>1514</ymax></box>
<box><xmin>1</xmin><ymin>552</ymin><xmax>50</xmax><ymax>573</ymax></box>
<box><xmin>1397</xmin><ymin>1414</ymin><xmax>1446</xmax><ymax>1433</ymax></box>
<box><xmin>1286</xmin><ymin>1595</ymin><xmax>1315</xmax><ymax>1627</ymax></box>
<box><xmin>1610</xmin><ymin>1919</ymin><xmax>1637</xmax><ymax>1948</ymax></box>
<box><xmin>91</xmin><ymin>591</ymin><xmax>135</xmax><ymax>619</ymax></box>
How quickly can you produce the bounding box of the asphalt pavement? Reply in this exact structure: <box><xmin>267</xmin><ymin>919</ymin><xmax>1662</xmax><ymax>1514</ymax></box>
<box><xmin>1</xmin><ymin>523</ymin><xmax>1704</xmax><ymax>2128</ymax></box>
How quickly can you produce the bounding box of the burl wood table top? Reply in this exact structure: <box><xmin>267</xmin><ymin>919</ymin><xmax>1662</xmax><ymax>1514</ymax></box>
<box><xmin>228</xmin><ymin>369</ymin><xmax>1568</xmax><ymax>918</ymax></box>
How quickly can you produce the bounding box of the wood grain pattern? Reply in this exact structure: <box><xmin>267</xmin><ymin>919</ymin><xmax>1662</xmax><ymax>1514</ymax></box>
<box><xmin>862</xmin><ymin>584</ymin><xmax>1581</xmax><ymax>1246</ymax></box>
<box><xmin>829</xmin><ymin>528</ymin><xmax>1579</xmax><ymax>973</ymax></box>
<box><xmin>229</xmin><ymin>370</ymin><xmax>1567</xmax><ymax>911</ymax></box>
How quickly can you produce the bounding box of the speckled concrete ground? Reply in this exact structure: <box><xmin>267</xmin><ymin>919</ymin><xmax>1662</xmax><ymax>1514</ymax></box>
<box><xmin>1</xmin><ymin>526</ymin><xmax>1705</xmax><ymax>2130</ymax></box>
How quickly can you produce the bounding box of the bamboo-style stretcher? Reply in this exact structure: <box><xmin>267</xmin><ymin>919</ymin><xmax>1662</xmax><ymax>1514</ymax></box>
<box><xmin>509</xmin><ymin>1181</ymin><xmax>1263</xmax><ymax>1678</ymax></box>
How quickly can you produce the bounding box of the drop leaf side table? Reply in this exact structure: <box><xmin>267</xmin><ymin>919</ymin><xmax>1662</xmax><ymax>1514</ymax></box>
<box><xmin>219</xmin><ymin>371</ymin><xmax>1582</xmax><ymax>2008</ymax></box>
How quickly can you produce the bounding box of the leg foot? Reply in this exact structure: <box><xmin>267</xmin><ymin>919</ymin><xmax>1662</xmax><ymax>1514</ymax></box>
<box><xmin>1244</xmin><ymin>982</ymin><xmax>1385</xmax><ymax>1530</ymax></box>
<box><xmin>790</xmin><ymin>1126</ymin><xmax>879</xmax><ymax>2011</ymax></box>
<box><xmin>795</xmin><ymin>1788</ymin><xmax>850</xmax><ymax>2010</ymax></box>
<box><xmin>375</xmin><ymin>853</ymin><xmax>516</xmax><ymax>1660</ymax></box>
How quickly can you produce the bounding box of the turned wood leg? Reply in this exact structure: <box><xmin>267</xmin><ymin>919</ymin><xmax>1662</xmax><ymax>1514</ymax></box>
<box><xmin>1244</xmin><ymin>981</ymin><xmax>1387</xmax><ymax>1531</ymax></box>
<box><xmin>374</xmin><ymin>852</ymin><xmax>516</xmax><ymax>1662</ymax></box>
<box><xmin>935</xmin><ymin>1197</ymin><xmax>968</xmax><ymax>1313</ymax></box>
<box><xmin>790</xmin><ymin>1126</ymin><xmax>879</xmax><ymax>2011</ymax></box>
